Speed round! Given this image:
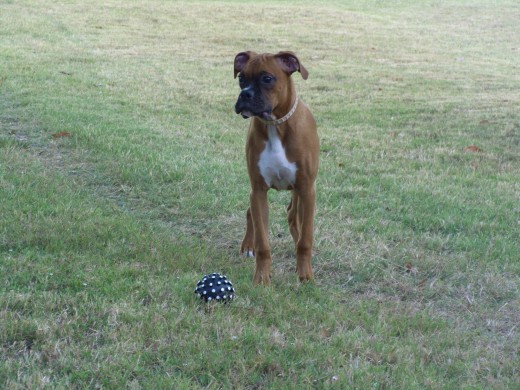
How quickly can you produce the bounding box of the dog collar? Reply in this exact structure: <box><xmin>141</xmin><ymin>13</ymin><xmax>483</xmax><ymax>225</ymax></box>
<box><xmin>260</xmin><ymin>97</ymin><xmax>299</xmax><ymax>126</ymax></box>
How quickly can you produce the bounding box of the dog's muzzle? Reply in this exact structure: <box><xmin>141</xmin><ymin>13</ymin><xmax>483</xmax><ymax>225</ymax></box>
<box><xmin>235</xmin><ymin>87</ymin><xmax>272</xmax><ymax>119</ymax></box>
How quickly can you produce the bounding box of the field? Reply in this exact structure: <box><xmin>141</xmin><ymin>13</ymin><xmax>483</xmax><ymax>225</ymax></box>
<box><xmin>1</xmin><ymin>0</ymin><xmax>519</xmax><ymax>388</ymax></box>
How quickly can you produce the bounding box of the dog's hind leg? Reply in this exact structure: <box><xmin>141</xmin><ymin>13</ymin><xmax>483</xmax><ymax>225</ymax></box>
<box><xmin>287</xmin><ymin>191</ymin><xmax>301</xmax><ymax>248</ymax></box>
<box><xmin>240</xmin><ymin>207</ymin><xmax>255</xmax><ymax>258</ymax></box>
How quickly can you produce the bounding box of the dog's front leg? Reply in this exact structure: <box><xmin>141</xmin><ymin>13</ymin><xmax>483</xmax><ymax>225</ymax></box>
<box><xmin>250</xmin><ymin>189</ymin><xmax>272</xmax><ymax>285</ymax></box>
<box><xmin>295</xmin><ymin>184</ymin><xmax>316</xmax><ymax>282</ymax></box>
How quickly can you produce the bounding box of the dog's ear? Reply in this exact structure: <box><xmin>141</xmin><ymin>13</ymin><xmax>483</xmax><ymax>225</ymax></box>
<box><xmin>234</xmin><ymin>51</ymin><xmax>256</xmax><ymax>78</ymax></box>
<box><xmin>275</xmin><ymin>51</ymin><xmax>308</xmax><ymax>80</ymax></box>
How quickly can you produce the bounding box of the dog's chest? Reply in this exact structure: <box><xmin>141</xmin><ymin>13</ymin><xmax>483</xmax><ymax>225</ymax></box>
<box><xmin>258</xmin><ymin>126</ymin><xmax>297</xmax><ymax>190</ymax></box>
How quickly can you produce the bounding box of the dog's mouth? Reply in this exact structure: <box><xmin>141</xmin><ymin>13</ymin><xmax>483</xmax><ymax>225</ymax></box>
<box><xmin>239</xmin><ymin>110</ymin><xmax>253</xmax><ymax>119</ymax></box>
<box><xmin>235</xmin><ymin>98</ymin><xmax>273</xmax><ymax>120</ymax></box>
<box><xmin>238</xmin><ymin>110</ymin><xmax>273</xmax><ymax>120</ymax></box>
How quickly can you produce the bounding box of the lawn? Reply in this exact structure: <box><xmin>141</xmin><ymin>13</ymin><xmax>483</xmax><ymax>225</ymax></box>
<box><xmin>1</xmin><ymin>0</ymin><xmax>519</xmax><ymax>388</ymax></box>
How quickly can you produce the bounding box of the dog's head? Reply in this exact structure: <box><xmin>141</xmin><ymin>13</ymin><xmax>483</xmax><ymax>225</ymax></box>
<box><xmin>233</xmin><ymin>51</ymin><xmax>308</xmax><ymax>120</ymax></box>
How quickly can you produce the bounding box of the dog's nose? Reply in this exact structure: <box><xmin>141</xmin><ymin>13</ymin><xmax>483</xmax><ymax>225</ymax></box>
<box><xmin>239</xmin><ymin>88</ymin><xmax>254</xmax><ymax>100</ymax></box>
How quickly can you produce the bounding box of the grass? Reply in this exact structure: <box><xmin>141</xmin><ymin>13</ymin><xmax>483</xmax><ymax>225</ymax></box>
<box><xmin>1</xmin><ymin>0</ymin><xmax>519</xmax><ymax>388</ymax></box>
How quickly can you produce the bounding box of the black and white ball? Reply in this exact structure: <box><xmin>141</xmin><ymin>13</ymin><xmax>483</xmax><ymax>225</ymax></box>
<box><xmin>194</xmin><ymin>273</ymin><xmax>235</xmax><ymax>303</ymax></box>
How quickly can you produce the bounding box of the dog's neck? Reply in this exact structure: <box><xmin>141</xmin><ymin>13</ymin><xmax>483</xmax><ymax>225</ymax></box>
<box><xmin>259</xmin><ymin>96</ymin><xmax>299</xmax><ymax>126</ymax></box>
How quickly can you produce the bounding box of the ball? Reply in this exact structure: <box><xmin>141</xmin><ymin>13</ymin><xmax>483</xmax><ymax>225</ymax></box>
<box><xmin>194</xmin><ymin>273</ymin><xmax>235</xmax><ymax>303</ymax></box>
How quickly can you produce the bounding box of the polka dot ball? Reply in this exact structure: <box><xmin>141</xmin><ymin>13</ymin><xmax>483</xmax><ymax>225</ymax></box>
<box><xmin>194</xmin><ymin>273</ymin><xmax>235</xmax><ymax>303</ymax></box>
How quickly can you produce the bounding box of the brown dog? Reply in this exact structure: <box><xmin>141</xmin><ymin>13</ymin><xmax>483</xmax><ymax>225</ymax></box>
<box><xmin>234</xmin><ymin>51</ymin><xmax>319</xmax><ymax>284</ymax></box>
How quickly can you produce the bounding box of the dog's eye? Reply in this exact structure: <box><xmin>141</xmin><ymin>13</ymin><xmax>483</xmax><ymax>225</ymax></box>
<box><xmin>262</xmin><ymin>75</ymin><xmax>274</xmax><ymax>84</ymax></box>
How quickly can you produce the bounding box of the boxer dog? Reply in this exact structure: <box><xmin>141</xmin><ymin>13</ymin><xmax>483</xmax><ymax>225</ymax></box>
<box><xmin>234</xmin><ymin>51</ymin><xmax>319</xmax><ymax>284</ymax></box>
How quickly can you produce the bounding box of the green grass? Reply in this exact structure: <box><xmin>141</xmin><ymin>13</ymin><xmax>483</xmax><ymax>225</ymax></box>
<box><xmin>1</xmin><ymin>0</ymin><xmax>519</xmax><ymax>388</ymax></box>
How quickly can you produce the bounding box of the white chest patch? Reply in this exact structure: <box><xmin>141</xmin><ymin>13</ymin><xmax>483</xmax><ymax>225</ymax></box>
<box><xmin>258</xmin><ymin>125</ymin><xmax>297</xmax><ymax>190</ymax></box>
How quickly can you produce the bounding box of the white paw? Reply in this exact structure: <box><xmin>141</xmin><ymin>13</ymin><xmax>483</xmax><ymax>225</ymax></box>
<box><xmin>244</xmin><ymin>250</ymin><xmax>255</xmax><ymax>258</ymax></box>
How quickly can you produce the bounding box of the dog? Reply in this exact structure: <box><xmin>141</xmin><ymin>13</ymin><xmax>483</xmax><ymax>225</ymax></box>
<box><xmin>234</xmin><ymin>51</ymin><xmax>319</xmax><ymax>284</ymax></box>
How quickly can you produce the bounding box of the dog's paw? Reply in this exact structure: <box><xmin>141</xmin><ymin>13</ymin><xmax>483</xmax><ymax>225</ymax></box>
<box><xmin>240</xmin><ymin>243</ymin><xmax>255</xmax><ymax>258</ymax></box>
<box><xmin>253</xmin><ymin>270</ymin><xmax>271</xmax><ymax>285</ymax></box>
<box><xmin>296</xmin><ymin>262</ymin><xmax>314</xmax><ymax>283</ymax></box>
